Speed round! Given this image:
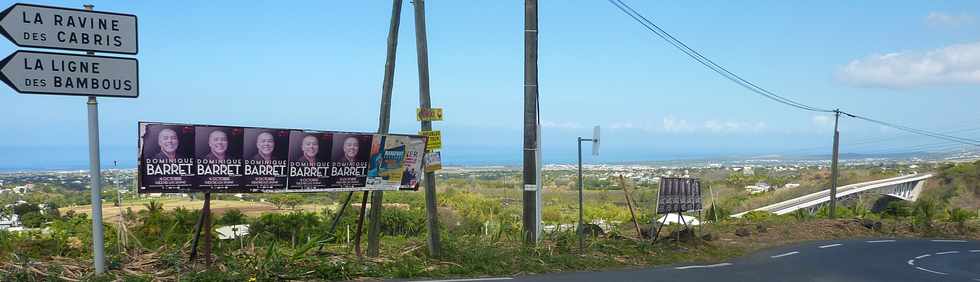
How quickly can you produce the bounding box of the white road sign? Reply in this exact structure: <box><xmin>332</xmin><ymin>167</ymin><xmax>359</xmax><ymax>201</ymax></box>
<box><xmin>0</xmin><ymin>3</ymin><xmax>138</xmax><ymax>54</ymax></box>
<box><xmin>0</xmin><ymin>50</ymin><xmax>138</xmax><ymax>98</ymax></box>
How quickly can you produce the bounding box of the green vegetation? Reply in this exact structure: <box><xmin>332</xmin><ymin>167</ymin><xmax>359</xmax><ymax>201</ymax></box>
<box><xmin>0</xmin><ymin>163</ymin><xmax>978</xmax><ymax>281</ymax></box>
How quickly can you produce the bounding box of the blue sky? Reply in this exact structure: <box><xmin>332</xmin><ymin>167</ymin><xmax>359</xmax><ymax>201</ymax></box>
<box><xmin>1</xmin><ymin>1</ymin><xmax>979</xmax><ymax>168</ymax></box>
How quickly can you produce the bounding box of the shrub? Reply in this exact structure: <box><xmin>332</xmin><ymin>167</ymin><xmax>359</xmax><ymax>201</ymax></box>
<box><xmin>704</xmin><ymin>205</ymin><xmax>731</xmax><ymax>222</ymax></box>
<box><xmin>742</xmin><ymin>211</ymin><xmax>775</xmax><ymax>221</ymax></box>
<box><xmin>913</xmin><ymin>199</ymin><xmax>943</xmax><ymax>230</ymax></box>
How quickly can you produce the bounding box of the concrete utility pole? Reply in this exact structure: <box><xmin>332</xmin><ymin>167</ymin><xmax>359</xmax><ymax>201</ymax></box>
<box><xmin>522</xmin><ymin>0</ymin><xmax>542</xmax><ymax>244</ymax></box>
<box><xmin>83</xmin><ymin>3</ymin><xmax>105</xmax><ymax>275</ymax></box>
<box><xmin>413</xmin><ymin>0</ymin><xmax>442</xmax><ymax>257</ymax></box>
<box><xmin>829</xmin><ymin>109</ymin><xmax>841</xmax><ymax>219</ymax></box>
<box><xmin>367</xmin><ymin>0</ymin><xmax>404</xmax><ymax>258</ymax></box>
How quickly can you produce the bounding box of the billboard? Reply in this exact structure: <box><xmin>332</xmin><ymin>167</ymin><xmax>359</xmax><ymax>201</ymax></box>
<box><xmin>656</xmin><ymin>177</ymin><xmax>703</xmax><ymax>214</ymax></box>
<box><xmin>138</xmin><ymin>122</ymin><xmax>428</xmax><ymax>194</ymax></box>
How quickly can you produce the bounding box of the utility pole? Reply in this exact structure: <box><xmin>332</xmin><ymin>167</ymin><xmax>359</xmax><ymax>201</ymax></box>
<box><xmin>522</xmin><ymin>0</ymin><xmax>542</xmax><ymax>244</ymax></box>
<box><xmin>83</xmin><ymin>3</ymin><xmax>105</xmax><ymax>275</ymax></box>
<box><xmin>413</xmin><ymin>0</ymin><xmax>442</xmax><ymax>257</ymax></box>
<box><xmin>366</xmin><ymin>0</ymin><xmax>404</xmax><ymax>258</ymax></box>
<box><xmin>829</xmin><ymin>109</ymin><xmax>841</xmax><ymax>219</ymax></box>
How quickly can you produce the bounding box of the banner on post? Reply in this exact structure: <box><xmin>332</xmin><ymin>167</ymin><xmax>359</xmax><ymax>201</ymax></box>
<box><xmin>138</xmin><ymin>122</ymin><xmax>428</xmax><ymax>193</ymax></box>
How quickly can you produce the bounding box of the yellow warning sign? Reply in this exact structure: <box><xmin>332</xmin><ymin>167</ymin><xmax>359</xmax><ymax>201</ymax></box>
<box><xmin>417</xmin><ymin>108</ymin><xmax>444</xmax><ymax>121</ymax></box>
<box><xmin>419</xmin><ymin>130</ymin><xmax>442</xmax><ymax>151</ymax></box>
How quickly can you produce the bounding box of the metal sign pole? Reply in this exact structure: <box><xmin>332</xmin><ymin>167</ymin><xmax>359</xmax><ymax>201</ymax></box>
<box><xmin>577</xmin><ymin>137</ymin><xmax>584</xmax><ymax>251</ymax></box>
<box><xmin>82</xmin><ymin>4</ymin><xmax>105</xmax><ymax>275</ymax></box>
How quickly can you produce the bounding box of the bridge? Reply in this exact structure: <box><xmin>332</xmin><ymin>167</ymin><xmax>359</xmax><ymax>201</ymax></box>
<box><xmin>732</xmin><ymin>173</ymin><xmax>933</xmax><ymax>217</ymax></box>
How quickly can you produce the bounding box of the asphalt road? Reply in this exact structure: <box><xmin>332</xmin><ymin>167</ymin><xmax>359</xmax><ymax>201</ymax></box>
<box><xmin>405</xmin><ymin>239</ymin><xmax>980</xmax><ymax>282</ymax></box>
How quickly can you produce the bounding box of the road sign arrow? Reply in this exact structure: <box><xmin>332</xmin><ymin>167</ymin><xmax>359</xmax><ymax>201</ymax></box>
<box><xmin>0</xmin><ymin>50</ymin><xmax>139</xmax><ymax>98</ymax></box>
<box><xmin>0</xmin><ymin>3</ymin><xmax>138</xmax><ymax>54</ymax></box>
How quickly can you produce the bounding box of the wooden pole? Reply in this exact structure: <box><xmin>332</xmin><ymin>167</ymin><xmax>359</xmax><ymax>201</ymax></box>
<box><xmin>353</xmin><ymin>191</ymin><xmax>369</xmax><ymax>257</ymax></box>
<box><xmin>188</xmin><ymin>195</ymin><xmax>207</xmax><ymax>263</ymax></box>
<box><xmin>618</xmin><ymin>175</ymin><xmax>642</xmax><ymax>237</ymax></box>
<box><xmin>202</xmin><ymin>193</ymin><xmax>212</xmax><ymax>267</ymax></box>
<box><xmin>367</xmin><ymin>0</ymin><xmax>404</xmax><ymax>258</ymax></box>
<box><xmin>412</xmin><ymin>0</ymin><xmax>442</xmax><ymax>257</ymax></box>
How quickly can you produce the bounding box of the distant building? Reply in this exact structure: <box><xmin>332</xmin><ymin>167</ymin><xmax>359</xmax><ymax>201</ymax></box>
<box><xmin>216</xmin><ymin>224</ymin><xmax>250</xmax><ymax>240</ymax></box>
<box><xmin>0</xmin><ymin>214</ymin><xmax>20</xmax><ymax>230</ymax></box>
<box><xmin>745</xmin><ymin>182</ymin><xmax>770</xmax><ymax>194</ymax></box>
<box><xmin>742</xmin><ymin>167</ymin><xmax>755</xmax><ymax>176</ymax></box>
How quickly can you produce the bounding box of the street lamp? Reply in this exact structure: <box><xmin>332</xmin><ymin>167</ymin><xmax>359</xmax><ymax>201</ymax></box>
<box><xmin>577</xmin><ymin>126</ymin><xmax>600</xmax><ymax>251</ymax></box>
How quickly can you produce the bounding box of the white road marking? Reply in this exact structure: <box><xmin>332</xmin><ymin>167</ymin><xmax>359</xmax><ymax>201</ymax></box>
<box><xmin>915</xmin><ymin>254</ymin><xmax>931</xmax><ymax>259</ymax></box>
<box><xmin>907</xmin><ymin>259</ymin><xmax>914</xmax><ymax>266</ymax></box>
<box><xmin>969</xmin><ymin>250</ymin><xmax>980</xmax><ymax>253</ymax></box>
<box><xmin>931</xmin><ymin>239</ymin><xmax>967</xmax><ymax>243</ymax></box>
<box><xmin>674</xmin><ymin>263</ymin><xmax>733</xmax><ymax>270</ymax></box>
<box><xmin>416</xmin><ymin>278</ymin><xmax>513</xmax><ymax>282</ymax></box>
<box><xmin>866</xmin><ymin>240</ymin><xmax>896</xmax><ymax>243</ymax></box>
<box><xmin>818</xmin><ymin>243</ymin><xmax>842</xmax><ymax>249</ymax></box>
<box><xmin>935</xmin><ymin>251</ymin><xmax>960</xmax><ymax>255</ymax></box>
<box><xmin>771</xmin><ymin>251</ymin><xmax>800</xmax><ymax>258</ymax></box>
<box><xmin>915</xmin><ymin>267</ymin><xmax>947</xmax><ymax>275</ymax></box>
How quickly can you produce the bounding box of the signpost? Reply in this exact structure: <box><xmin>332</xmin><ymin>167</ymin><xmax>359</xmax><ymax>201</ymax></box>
<box><xmin>0</xmin><ymin>3</ymin><xmax>138</xmax><ymax>54</ymax></box>
<box><xmin>0</xmin><ymin>50</ymin><xmax>138</xmax><ymax>97</ymax></box>
<box><xmin>0</xmin><ymin>3</ymin><xmax>138</xmax><ymax>274</ymax></box>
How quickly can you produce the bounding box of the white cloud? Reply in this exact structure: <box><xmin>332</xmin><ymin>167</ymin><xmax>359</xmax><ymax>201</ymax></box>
<box><xmin>662</xmin><ymin>116</ymin><xmax>694</xmax><ymax>133</ymax></box>
<box><xmin>703</xmin><ymin>120</ymin><xmax>766</xmax><ymax>133</ymax></box>
<box><xmin>609</xmin><ymin>121</ymin><xmax>637</xmax><ymax>129</ymax></box>
<box><xmin>837</xmin><ymin>41</ymin><xmax>980</xmax><ymax>88</ymax></box>
<box><xmin>812</xmin><ymin>115</ymin><xmax>832</xmax><ymax>126</ymax></box>
<box><xmin>610</xmin><ymin>117</ymin><xmax>765</xmax><ymax>134</ymax></box>
<box><xmin>925</xmin><ymin>12</ymin><xmax>975</xmax><ymax>28</ymax></box>
<box><xmin>540</xmin><ymin>120</ymin><xmax>582</xmax><ymax>129</ymax></box>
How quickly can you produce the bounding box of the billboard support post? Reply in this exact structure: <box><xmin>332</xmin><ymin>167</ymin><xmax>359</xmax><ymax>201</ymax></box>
<box><xmin>367</xmin><ymin>0</ymin><xmax>404</xmax><ymax>258</ymax></box>
<box><xmin>354</xmin><ymin>191</ymin><xmax>369</xmax><ymax>257</ymax></box>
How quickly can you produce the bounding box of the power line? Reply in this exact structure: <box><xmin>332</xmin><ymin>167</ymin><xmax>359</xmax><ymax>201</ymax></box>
<box><xmin>607</xmin><ymin>0</ymin><xmax>833</xmax><ymax>113</ymax></box>
<box><xmin>843</xmin><ymin>112</ymin><xmax>980</xmax><ymax>146</ymax></box>
<box><xmin>608</xmin><ymin>0</ymin><xmax>980</xmax><ymax>148</ymax></box>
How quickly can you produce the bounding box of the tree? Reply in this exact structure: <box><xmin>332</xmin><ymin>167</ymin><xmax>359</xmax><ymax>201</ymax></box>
<box><xmin>143</xmin><ymin>200</ymin><xmax>164</xmax><ymax>215</ymax></box>
<box><xmin>219</xmin><ymin>208</ymin><xmax>246</xmax><ymax>226</ymax></box>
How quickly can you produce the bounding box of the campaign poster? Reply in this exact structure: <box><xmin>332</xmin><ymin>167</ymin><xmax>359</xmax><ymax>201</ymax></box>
<box><xmin>366</xmin><ymin>135</ymin><xmax>404</xmax><ymax>190</ymax></box>
<box><xmin>328</xmin><ymin>133</ymin><xmax>372</xmax><ymax>189</ymax></box>
<box><xmin>287</xmin><ymin>130</ymin><xmax>332</xmax><ymax>191</ymax></box>
<box><xmin>366</xmin><ymin>135</ymin><xmax>391</xmax><ymax>190</ymax></box>
<box><xmin>138</xmin><ymin>123</ymin><xmax>196</xmax><ymax>193</ymax></box>
<box><xmin>194</xmin><ymin>126</ymin><xmax>244</xmax><ymax>192</ymax></box>
<box><xmin>242</xmin><ymin>128</ymin><xmax>290</xmax><ymax>191</ymax></box>
<box><xmin>400</xmin><ymin>136</ymin><xmax>427</xmax><ymax>190</ymax></box>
